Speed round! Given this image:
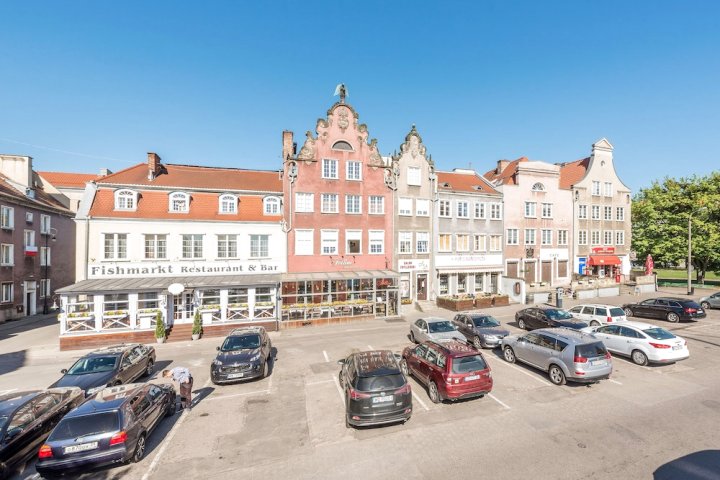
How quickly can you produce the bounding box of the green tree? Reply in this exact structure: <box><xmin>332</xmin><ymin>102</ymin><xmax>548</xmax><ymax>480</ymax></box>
<box><xmin>632</xmin><ymin>172</ymin><xmax>720</xmax><ymax>283</ymax></box>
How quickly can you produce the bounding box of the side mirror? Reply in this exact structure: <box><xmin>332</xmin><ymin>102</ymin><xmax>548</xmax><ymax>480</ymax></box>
<box><xmin>337</xmin><ymin>359</ymin><xmax>345</xmax><ymax>365</ymax></box>
<box><xmin>5</xmin><ymin>427</ymin><xmax>21</xmax><ymax>441</ymax></box>
<box><xmin>216</xmin><ymin>346</ymin><xmax>220</xmax><ymax>351</ymax></box>
<box><xmin>61</xmin><ymin>369</ymin><xmax>68</xmax><ymax>374</ymax></box>
<box><xmin>262</xmin><ymin>341</ymin><xmax>268</xmax><ymax>347</ymax></box>
<box><xmin>422</xmin><ymin>328</ymin><xmax>428</xmax><ymax>333</ymax></box>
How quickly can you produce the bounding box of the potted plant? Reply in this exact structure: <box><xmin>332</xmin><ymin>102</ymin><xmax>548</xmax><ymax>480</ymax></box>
<box><xmin>192</xmin><ymin>310</ymin><xmax>203</xmax><ymax>340</ymax></box>
<box><xmin>154</xmin><ymin>312</ymin><xmax>166</xmax><ymax>344</ymax></box>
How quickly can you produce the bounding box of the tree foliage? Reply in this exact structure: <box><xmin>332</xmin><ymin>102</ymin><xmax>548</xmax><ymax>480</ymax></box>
<box><xmin>632</xmin><ymin>172</ymin><xmax>720</xmax><ymax>283</ymax></box>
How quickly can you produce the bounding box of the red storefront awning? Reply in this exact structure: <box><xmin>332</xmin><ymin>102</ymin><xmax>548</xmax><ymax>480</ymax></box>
<box><xmin>587</xmin><ymin>255</ymin><xmax>621</xmax><ymax>266</ymax></box>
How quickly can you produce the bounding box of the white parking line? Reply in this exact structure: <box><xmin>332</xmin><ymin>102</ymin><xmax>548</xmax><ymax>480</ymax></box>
<box><xmin>0</xmin><ymin>388</ymin><xmax>17</xmax><ymax>396</ymax></box>
<box><xmin>205</xmin><ymin>389</ymin><xmax>270</xmax><ymax>402</ymax></box>
<box><xmin>488</xmin><ymin>357</ymin><xmax>553</xmax><ymax>386</ymax></box>
<box><xmin>306</xmin><ymin>378</ymin><xmax>334</xmax><ymax>386</ymax></box>
<box><xmin>488</xmin><ymin>393</ymin><xmax>511</xmax><ymax>409</ymax></box>
<box><xmin>411</xmin><ymin>389</ymin><xmax>430</xmax><ymax>411</ymax></box>
<box><xmin>609</xmin><ymin>379</ymin><xmax>623</xmax><ymax>385</ymax></box>
<box><xmin>367</xmin><ymin>344</ymin><xmax>374</xmax><ymax>350</ymax></box>
<box><xmin>323</xmin><ymin>350</ymin><xmax>330</xmax><ymax>362</ymax></box>
<box><xmin>331</xmin><ymin>374</ymin><xmax>345</xmax><ymax>403</ymax></box>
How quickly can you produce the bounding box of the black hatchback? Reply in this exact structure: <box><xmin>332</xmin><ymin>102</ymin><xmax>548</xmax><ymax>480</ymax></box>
<box><xmin>337</xmin><ymin>350</ymin><xmax>412</xmax><ymax>428</ymax></box>
<box><xmin>210</xmin><ymin>327</ymin><xmax>273</xmax><ymax>384</ymax></box>
<box><xmin>35</xmin><ymin>383</ymin><xmax>175</xmax><ymax>477</ymax></box>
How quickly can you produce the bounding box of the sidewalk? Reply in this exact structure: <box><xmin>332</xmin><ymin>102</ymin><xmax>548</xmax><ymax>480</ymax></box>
<box><xmin>0</xmin><ymin>310</ymin><xmax>67</xmax><ymax>360</ymax></box>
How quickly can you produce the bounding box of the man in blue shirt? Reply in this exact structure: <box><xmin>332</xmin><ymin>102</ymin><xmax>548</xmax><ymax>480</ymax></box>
<box><xmin>163</xmin><ymin>367</ymin><xmax>193</xmax><ymax>410</ymax></box>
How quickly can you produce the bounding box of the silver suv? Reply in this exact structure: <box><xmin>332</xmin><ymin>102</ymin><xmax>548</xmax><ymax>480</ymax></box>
<box><xmin>501</xmin><ymin>328</ymin><xmax>613</xmax><ymax>385</ymax></box>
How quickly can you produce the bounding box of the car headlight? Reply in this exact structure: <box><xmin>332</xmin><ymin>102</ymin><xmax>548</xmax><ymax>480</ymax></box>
<box><xmin>86</xmin><ymin>385</ymin><xmax>104</xmax><ymax>396</ymax></box>
<box><xmin>249</xmin><ymin>354</ymin><xmax>261</xmax><ymax>362</ymax></box>
<box><xmin>485</xmin><ymin>335</ymin><xmax>498</xmax><ymax>341</ymax></box>
<box><xmin>212</xmin><ymin>359</ymin><xmax>223</xmax><ymax>366</ymax></box>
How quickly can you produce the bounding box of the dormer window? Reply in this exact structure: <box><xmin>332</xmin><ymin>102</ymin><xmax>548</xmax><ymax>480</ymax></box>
<box><xmin>219</xmin><ymin>194</ymin><xmax>237</xmax><ymax>214</ymax></box>
<box><xmin>531</xmin><ymin>183</ymin><xmax>545</xmax><ymax>192</ymax></box>
<box><xmin>114</xmin><ymin>189</ymin><xmax>138</xmax><ymax>211</ymax></box>
<box><xmin>332</xmin><ymin>140</ymin><xmax>354</xmax><ymax>151</ymax></box>
<box><xmin>263</xmin><ymin>196</ymin><xmax>281</xmax><ymax>215</ymax></box>
<box><xmin>169</xmin><ymin>192</ymin><xmax>189</xmax><ymax>213</ymax></box>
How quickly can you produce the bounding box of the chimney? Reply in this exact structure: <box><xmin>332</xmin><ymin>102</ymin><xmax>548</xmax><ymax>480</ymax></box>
<box><xmin>147</xmin><ymin>152</ymin><xmax>161</xmax><ymax>180</ymax></box>
<box><xmin>99</xmin><ymin>167</ymin><xmax>112</xmax><ymax>177</ymax></box>
<box><xmin>282</xmin><ymin>131</ymin><xmax>295</xmax><ymax>161</ymax></box>
<box><xmin>496</xmin><ymin>159</ymin><xmax>510</xmax><ymax>174</ymax></box>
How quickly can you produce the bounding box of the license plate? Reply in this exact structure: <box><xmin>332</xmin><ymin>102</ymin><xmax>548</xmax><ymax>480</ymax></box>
<box><xmin>465</xmin><ymin>375</ymin><xmax>480</xmax><ymax>381</ymax></box>
<box><xmin>672</xmin><ymin>345</ymin><xmax>682</xmax><ymax>350</ymax></box>
<box><xmin>697</xmin><ymin>310</ymin><xmax>704</xmax><ymax>314</ymax></box>
<box><xmin>372</xmin><ymin>395</ymin><xmax>393</xmax><ymax>404</ymax></box>
<box><xmin>590</xmin><ymin>360</ymin><xmax>606</xmax><ymax>367</ymax></box>
<box><xmin>64</xmin><ymin>442</ymin><xmax>98</xmax><ymax>454</ymax></box>
<box><xmin>227</xmin><ymin>373</ymin><xmax>244</xmax><ymax>379</ymax></box>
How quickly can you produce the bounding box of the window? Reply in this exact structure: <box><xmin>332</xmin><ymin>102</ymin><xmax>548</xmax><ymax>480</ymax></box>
<box><xmin>578</xmin><ymin>230</ymin><xmax>588</xmax><ymax>245</ymax></box>
<box><xmin>321</xmin><ymin>194</ymin><xmax>338</xmax><ymax>213</ymax></box>
<box><xmin>295</xmin><ymin>229</ymin><xmax>313</xmax><ymax>255</ymax></box>
<box><xmin>398</xmin><ymin>198</ymin><xmax>413</xmax><ymax>216</ymax></box>
<box><xmin>416</xmin><ymin>199</ymin><xmax>430</xmax><ymax>216</ymax></box>
<box><xmin>490</xmin><ymin>203</ymin><xmax>502</xmax><ymax>219</ymax></box>
<box><xmin>295</xmin><ymin>193</ymin><xmax>314</xmax><ymax>213</ymax></box>
<box><xmin>321</xmin><ymin>230</ymin><xmax>338</xmax><ymax>255</ymax></box>
<box><xmin>0</xmin><ymin>206</ymin><xmax>13</xmax><ymax>229</ymax></box>
<box><xmin>604</xmin><ymin>182</ymin><xmax>613</xmax><ymax>197</ymax></box>
<box><xmin>1</xmin><ymin>244</ymin><xmax>12</xmax><ymax>266</ymax></box>
<box><xmin>456</xmin><ymin>234</ymin><xmax>470</xmax><ymax>252</ymax></box>
<box><xmin>416</xmin><ymin>232</ymin><xmax>429</xmax><ymax>254</ymax></box>
<box><xmin>40</xmin><ymin>215</ymin><xmax>52</xmax><ymax>234</ymax></box>
<box><xmin>40</xmin><ymin>279</ymin><xmax>51</xmax><ymax>298</ymax></box>
<box><xmin>182</xmin><ymin>234</ymin><xmax>203</xmax><ymax>259</ymax></box>
<box><xmin>369</xmin><ymin>230</ymin><xmax>384</xmax><ymax>254</ymax></box>
<box><xmin>489</xmin><ymin>235</ymin><xmax>502</xmax><ymax>252</ymax></box>
<box><xmin>604</xmin><ymin>206</ymin><xmax>612</xmax><ymax>221</ymax></box>
<box><xmin>104</xmin><ymin>233</ymin><xmax>127</xmax><ymax>259</ymax></box>
<box><xmin>399</xmin><ymin>232</ymin><xmax>413</xmax><ymax>254</ymax></box>
<box><xmin>24</xmin><ymin>230</ymin><xmax>35</xmax><ymax>247</ymax></box>
<box><xmin>592</xmin><ymin>181</ymin><xmax>601</xmax><ymax>196</ymax></box>
<box><xmin>144</xmin><ymin>234</ymin><xmax>167</xmax><ymax>259</ymax></box>
<box><xmin>474</xmin><ymin>234</ymin><xmax>487</xmax><ymax>252</ymax></box>
<box><xmin>524</xmin><ymin>202</ymin><xmax>536</xmax><ymax>218</ymax></box>
<box><xmin>578</xmin><ymin>205</ymin><xmax>587</xmax><ymax>219</ymax></box>
<box><xmin>345</xmin><ymin>195</ymin><xmax>361</xmax><ymax>214</ymax></box>
<box><xmin>169</xmin><ymin>192</ymin><xmax>189</xmax><ymax>213</ymax></box>
<box><xmin>322</xmin><ymin>158</ymin><xmax>338</xmax><ymax>179</ymax></box>
<box><xmin>438</xmin><ymin>234</ymin><xmax>452</xmax><ymax>252</ymax></box>
<box><xmin>524</xmin><ymin>229</ymin><xmax>536</xmax><ymax>245</ymax></box>
<box><xmin>558</xmin><ymin>230</ymin><xmax>568</xmax><ymax>246</ymax></box>
<box><xmin>591</xmin><ymin>205</ymin><xmax>600</xmax><ymax>220</ymax></box>
<box><xmin>138</xmin><ymin>292</ymin><xmax>160</xmax><ymax>310</ymax></box>
<box><xmin>346</xmin><ymin>230</ymin><xmax>361</xmax><ymax>254</ymax></box>
<box><xmin>457</xmin><ymin>273</ymin><xmax>467</xmax><ymax>294</ymax></box>
<box><xmin>474</xmin><ymin>202</ymin><xmax>486</xmax><ymax>219</ymax></box>
<box><xmin>456</xmin><ymin>201</ymin><xmax>469</xmax><ymax>218</ymax></box>
<box><xmin>541</xmin><ymin>203</ymin><xmax>553</xmax><ymax>218</ymax></box>
<box><xmin>369</xmin><ymin>196</ymin><xmax>384</xmax><ymax>214</ymax></box>
<box><xmin>407</xmin><ymin>166</ymin><xmax>422</xmax><ymax>186</ymax></box>
<box><xmin>616</xmin><ymin>207</ymin><xmax>625</xmax><ymax>221</ymax></box>
<box><xmin>616</xmin><ymin>231</ymin><xmax>625</xmax><ymax>245</ymax></box>
<box><xmin>474</xmin><ymin>273</ymin><xmax>484</xmax><ymax>293</ymax></box>
<box><xmin>541</xmin><ymin>229</ymin><xmax>552</xmax><ymax>246</ymax></box>
<box><xmin>506</xmin><ymin>229</ymin><xmax>519</xmax><ymax>245</ymax></box>
<box><xmin>591</xmin><ymin>230</ymin><xmax>600</xmax><ymax>245</ymax></box>
<box><xmin>1</xmin><ymin>283</ymin><xmax>12</xmax><ymax>303</ymax></box>
<box><xmin>217</xmin><ymin>234</ymin><xmax>238</xmax><ymax>258</ymax></box>
<box><xmin>439</xmin><ymin>274</ymin><xmax>449</xmax><ymax>295</ymax></box>
<box><xmin>40</xmin><ymin>246</ymin><xmax>51</xmax><ymax>266</ymax></box>
<box><xmin>347</xmin><ymin>161</ymin><xmax>362</xmax><ymax>181</ymax></box>
<box><xmin>604</xmin><ymin>231</ymin><xmax>613</xmax><ymax>245</ymax></box>
<box><xmin>532</xmin><ymin>182</ymin><xmax>545</xmax><ymax>192</ymax></box>
<box><xmin>332</xmin><ymin>140</ymin><xmax>353</xmax><ymax>151</ymax></box>
<box><xmin>250</xmin><ymin>235</ymin><xmax>269</xmax><ymax>258</ymax></box>
<box><xmin>114</xmin><ymin>190</ymin><xmax>137</xmax><ymax>211</ymax></box>
<box><xmin>218</xmin><ymin>194</ymin><xmax>237</xmax><ymax>214</ymax></box>
<box><xmin>439</xmin><ymin>200</ymin><xmax>451</xmax><ymax>217</ymax></box>
<box><xmin>264</xmin><ymin>197</ymin><xmax>280</xmax><ymax>215</ymax></box>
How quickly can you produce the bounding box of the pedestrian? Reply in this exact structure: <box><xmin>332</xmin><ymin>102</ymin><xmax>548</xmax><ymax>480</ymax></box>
<box><xmin>163</xmin><ymin>367</ymin><xmax>193</xmax><ymax>410</ymax></box>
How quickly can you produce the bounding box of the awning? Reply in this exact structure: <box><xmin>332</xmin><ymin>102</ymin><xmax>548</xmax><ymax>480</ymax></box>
<box><xmin>281</xmin><ymin>270</ymin><xmax>400</xmax><ymax>282</ymax></box>
<box><xmin>587</xmin><ymin>255</ymin><xmax>621</xmax><ymax>266</ymax></box>
<box><xmin>56</xmin><ymin>274</ymin><xmax>282</xmax><ymax>295</ymax></box>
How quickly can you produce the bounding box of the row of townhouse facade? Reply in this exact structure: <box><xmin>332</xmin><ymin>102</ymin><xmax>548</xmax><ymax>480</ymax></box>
<box><xmin>47</xmin><ymin>92</ymin><xmax>631</xmax><ymax>345</ymax></box>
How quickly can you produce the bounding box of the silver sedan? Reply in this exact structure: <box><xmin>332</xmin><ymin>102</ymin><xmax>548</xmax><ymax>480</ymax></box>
<box><xmin>409</xmin><ymin>317</ymin><xmax>464</xmax><ymax>344</ymax></box>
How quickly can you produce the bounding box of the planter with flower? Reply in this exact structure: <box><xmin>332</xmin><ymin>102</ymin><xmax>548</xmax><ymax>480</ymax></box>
<box><xmin>199</xmin><ymin>304</ymin><xmax>220</xmax><ymax>325</ymax></box>
<box><xmin>474</xmin><ymin>294</ymin><xmax>493</xmax><ymax>309</ymax></box>
<box><xmin>436</xmin><ymin>294</ymin><xmax>475</xmax><ymax>312</ymax></box>
<box><xmin>491</xmin><ymin>294</ymin><xmax>510</xmax><ymax>307</ymax></box>
<box><xmin>138</xmin><ymin>308</ymin><xmax>161</xmax><ymax>329</ymax></box>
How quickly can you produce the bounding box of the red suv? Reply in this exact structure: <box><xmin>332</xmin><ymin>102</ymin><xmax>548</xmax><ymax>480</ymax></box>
<box><xmin>400</xmin><ymin>340</ymin><xmax>492</xmax><ymax>403</ymax></box>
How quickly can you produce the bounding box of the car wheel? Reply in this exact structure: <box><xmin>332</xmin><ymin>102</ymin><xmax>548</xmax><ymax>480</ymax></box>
<box><xmin>131</xmin><ymin>434</ymin><xmax>146</xmax><ymax>463</ymax></box>
<box><xmin>400</xmin><ymin>359</ymin><xmax>409</xmax><ymax>376</ymax></box>
<box><xmin>473</xmin><ymin>336</ymin><xmax>484</xmax><ymax>350</ymax></box>
<box><xmin>428</xmin><ymin>381</ymin><xmax>441</xmax><ymax>404</ymax></box>
<box><xmin>503</xmin><ymin>346</ymin><xmax>516</xmax><ymax>363</ymax></box>
<box><xmin>624</xmin><ymin>308</ymin><xmax>634</xmax><ymax>317</ymax></box>
<box><xmin>262</xmin><ymin>361</ymin><xmax>270</xmax><ymax>378</ymax></box>
<box><xmin>548</xmin><ymin>365</ymin><xmax>566</xmax><ymax>386</ymax></box>
<box><xmin>113</xmin><ymin>380</ymin><xmax>122</xmax><ymax>386</ymax></box>
<box><xmin>144</xmin><ymin>359</ymin><xmax>154</xmax><ymax>377</ymax></box>
<box><xmin>345</xmin><ymin>414</ymin><xmax>352</xmax><ymax>429</ymax></box>
<box><xmin>700</xmin><ymin>301</ymin><xmax>710</xmax><ymax>309</ymax></box>
<box><xmin>631</xmin><ymin>350</ymin><xmax>649</xmax><ymax>366</ymax></box>
<box><xmin>667</xmin><ymin>312</ymin><xmax>680</xmax><ymax>323</ymax></box>
<box><xmin>590</xmin><ymin>321</ymin><xmax>600</xmax><ymax>327</ymax></box>
<box><xmin>518</xmin><ymin>318</ymin><xmax>527</xmax><ymax>330</ymax></box>
<box><xmin>410</xmin><ymin>330</ymin><xmax>416</xmax><ymax>343</ymax></box>
<box><xmin>165</xmin><ymin>398</ymin><xmax>177</xmax><ymax>417</ymax></box>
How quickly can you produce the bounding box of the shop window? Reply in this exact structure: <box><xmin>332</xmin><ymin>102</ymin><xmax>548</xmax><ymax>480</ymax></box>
<box><xmin>229</xmin><ymin>288</ymin><xmax>249</xmax><ymax>306</ymax></box>
<box><xmin>490</xmin><ymin>274</ymin><xmax>499</xmax><ymax>293</ymax></box>
<box><xmin>474</xmin><ymin>274</ymin><xmax>484</xmax><ymax>293</ymax></box>
<box><xmin>103</xmin><ymin>293</ymin><xmax>128</xmax><ymax>312</ymax></box>
<box><xmin>439</xmin><ymin>274</ymin><xmax>449</xmax><ymax>295</ymax></box>
<box><xmin>138</xmin><ymin>292</ymin><xmax>160</xmax><ymax>311</ymax></box>
<box><xmin>200</xmin><ymin>289</ymin><xmax>221</xmax><ymax>308</ymax></box>
<box><xmin>457</xmin><ymin>273</ymin><xmax>467</xmax><ymax>294</ymax></box>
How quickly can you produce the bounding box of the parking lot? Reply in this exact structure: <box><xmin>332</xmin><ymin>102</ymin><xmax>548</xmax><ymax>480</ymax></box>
<box><xmin>4</xmin><ymin>287</ymin><xmax>720</xmax><ymax>479</ymax></box>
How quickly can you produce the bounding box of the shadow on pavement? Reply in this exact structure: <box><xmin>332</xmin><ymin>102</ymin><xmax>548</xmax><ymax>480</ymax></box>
<box><xmin>654</xmin><ymin>450</ymin><xmax>720</xmax><ymax>480</ymax></box>
<box><xmin>0</xmin><ymin>314</ymin><xmax>58</xmax><ymax>342</ymax></box>
<box><xmin>0</xmin><ymin>350</ymin><xmax>27</xmax><ymax>377</ymax></box>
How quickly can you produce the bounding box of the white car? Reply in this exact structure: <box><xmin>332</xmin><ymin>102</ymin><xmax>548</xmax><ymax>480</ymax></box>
<box><xmin>409</xmin><ymin>317</ymin><xmax>464</xmax><ymax>344</ymax></box>
<box><xmin>581</xmin><ymin>321</ymin><xmax>689</xmax><ymax>366</ymax></box>
<box><xmin>568</xmin><ymin>304</ymin><xmax>627</xmax><ymax>326</ymax></box>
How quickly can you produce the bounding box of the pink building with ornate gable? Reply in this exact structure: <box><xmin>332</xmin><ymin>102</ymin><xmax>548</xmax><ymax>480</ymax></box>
<box><xmin>279</xmin><ymin>89</ymin><xmax>400</xmax><ymax>320</ymax></box>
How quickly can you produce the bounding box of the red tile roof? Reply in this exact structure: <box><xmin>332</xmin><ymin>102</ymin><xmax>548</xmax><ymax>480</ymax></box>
<box><xmin>38</xmin><ymin>171</ymin><xmax>101</xmax><ymax>188</ymax></box>
<box><xmin>0</xmin><ymin>173</ymin><xmax>73</xmax><ymax>214</ymax></box>
<box><xmin>97</xmin><ymin>163</ymin><xmax>282</xmax><ymax>192</ymax></box>
<box><xmin>558</xmin><ymin>157</ymin><xmax>590</xmax><ymax>189</ymax></box>
<box><xmin>482</xmin><ymin>157</ymin><xmax>528</xmax><ymax>186</ymax></box>
<box><xmin>436</xmin><ymin>170</ymin><xmax>499</xmax><ymax>195</ymax></box>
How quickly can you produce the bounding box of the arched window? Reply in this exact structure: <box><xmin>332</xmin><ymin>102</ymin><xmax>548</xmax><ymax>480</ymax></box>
<box><xmin>168</xmin><ymin>192</ymin><xmax>190</xmax><ymax>213</ymax></box>
<box><xmin>531</xmin><ymin>182</ymin><xmax>545</xmax><ymax>192</ymax></box>
<box><xmin>263</xmin><ymin>196</ymin><xmax>281</xmax><ymax>215</ymax></box>
<box><xmin>219</xmin><ymin>194</ymin><xmax>237</xmax><ymax>214</ymax></box>
<box><xmin>331</xmin><ymin>140</ymin><xmax>354</xmax><ymax>151</ymax></box>
<box><xmin>114</xmin><ymin>189</ymin><xmax>138</xmax><ymax>211</ymax></box>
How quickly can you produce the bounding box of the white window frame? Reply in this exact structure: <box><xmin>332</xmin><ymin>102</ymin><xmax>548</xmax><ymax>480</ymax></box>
<box><xmin>438</xmin><ymin>233</ymin><xmax>452</xmax><ymax>252</ymax></box>
<box><xmin>616</xmin><ymin>207</ymin><xmax>625</xmax><ymax>221</ymax></box>
<box><xmin>490</xmin><ymin>203</ymin><xmax>502</xmax><ymax>220</ymax></box>
<box><xmin>369</xmin><ymin>196</ymin><xmax>384</xmax><ymax>215</ymax></box>
<box><xmin>217</xmin><ymin>234</ymin><xmax>239</xmax><ymax>259</ymax></box>
<box><xmin>456</xmin><ymin>201</ymin><xmax>469</xmax><ymax>219</ymax></box>
<box><xmin>218</xmin><ymin>194</ymin><xmax>238</xmax><ymax>214</ymax></box>
<box><xmin>250</xmin><ymin>234</ymin><xmax>269</xmax><ymax>258</ymax></box>
<box><xmin>103</xmin><ymin>233</ymin><xmax>127</xmax><ymax>260</ymax></box>
<box><xmin>524</xmin><ymin>229</ymin><xmax>536</xmax><ymax>246</ymax></box>
<box><xmin>181</xmin><ymin>234</ymin><xmax>203</xmax><ymax>259</ymax></box>
<box><xmin>346</xmin><ymin>161</ymin><xmax>362</xmax><ymax>181</ymax></box>
<box><xmin>591</xmin><ymin>205</ymin><xmax>600</xmax><ymax>220</ymax></box>
<box><xmin>406</xmin><ymin>166</ymin><xmax>422</xmax><ymax>186</ymax></box>
<box><xmin>578</xmin><ymin>205</ymin><xmax>587</xmax><ymax>219</ymax></box>
<box><xmin>558</xmin><ymin>230</ymin><xmax>568</xmax><ymax>246</ymax></box>
<box><xmin>114</xmin><ymin>189</ymin><xmax>138</xmax><ymax>211</ymax></box>
<box><xmin>398</xmin><ymin>232</ymin><xmax>413</xmax><ymax>254</ymax></box>
<box><xmin>524</xmin><ymin>202</ymin><xmax>537</xmax><ymax>218</ymax></box>
<box><xmin>604</xmin><ymin>230</ymin><xmax>613</xmax><ymax>245</ymax></box>
<box><xmin>578</xmin><ymin>230</ymin><xmax>588</xmax><ymax>245</ymax></box>
<box><xmin>592</xmin><ymin>181</ymin><xmax>601</xmax><ymax>196</ymax></box>
<box><xmin>541</xmin><ymin>229</ymin><xmax>552</xmax><ymax>246</ymax></box>
<box><xmin>416</xmin><ymin>232</ymin><xmax>429</xmax><ymax>254</ymax></box>
<box><xmin>604</xmin><ymin>182</ymin><xmax>613</xmax><ymax>197</ymax></box>
<box><xmin>345</xmin><ymin>195</ymin><xmax>362</xmax><ymax>214</ymax></box>
<box><xmin>438</xmin><ymin>200</ymin><xmax>451</xmax><ymax>217</ymax></box>
<box><xmin>398</xmin><ymin>197</ymin><xmax>413</xmax><ymax>216</ymax></box>
<box><xmin>346</xmin><ymin>230</ymin><xmax>362</xmax><ymax>254</ymax></box>
<box><xmin>604</xmin><ymin>206</ymin><xmax>613</xmax><ymax>221</ymax></box>
<box><xmin>591</xmin><ymin>230</ymin><xmax>601</xmax><ymax>245</ymax></box>
<box><xmin>489</xmin><ymin>235</ymin><xmax>502</xmax><ymax>252</ymax></box>
<box><xmin>322</xmin><ymin>158</ymin><xmax>338</xmax><ymax>179</ymax></box>
<box><xmin>0</xmin><ymin>206</ymin><xmax>13</xmax><ymax>230</ymax></box>
<box><xmin>1</xmin><ymin>282</ymin><xmax>12</xmax><ymax>303</ymax></box>
<box><xmin>144</xmin><ymin>234</ymin><xmax>167</xmax><ymax>259</ymax></box>
<box><xmin>24</xmin><ymin>230</ymin><xmax>35</xmax><ymax>248</ymax></box>
<box><xmin>40</xmin><ymin>214</ymin><xmax>52</xmax><ymax>234</ymax></box>
<box><xmin>474</xmin><ymin>234</ymin><xmax>487</xmax><ymax>252</ymax></box>
<box><xmin>474</xmin><ymin>202</ymin><xmax>486</xmax><ymax>219</ymax></box>
<box><xmin>1</xmin><ymin>244</ymin><xmax>13</xmax><ymax>266</ymax></box>
<box><xmin>169</xmin><ymin>192</ymin><xmax>190</xmax><ymax>213</ymax></box>
<box><xmin>541</xmin><ymin>203</ymin><xmax>553</xmax><ymax>219</ymax></box>
<box><xmin>369</xmin><ymin>230</ymin><xmax>384</xmax><ymax>254</ymax></box>
<box><xmin>506</xmin><ymin>229</ymin><xmax>518</xmax><ymax>245</ymax></box>
<box><xmin>456</xmin><ymin>234</ymin><xmax>470</xmax><ymax>252</ymax></box>
<box><xmin>616</xmin><ymin>230</ymin><xmax>625</xmax><ymax>246</ymax></box>
<box><xmin>295</xmin><ymin>229</ymin><xmax>314</xmax><ymax>256</ymax></box>
<box><xmin>531</xmin><ymin>182</ymin><xmax>545</xmax><ymax>192</ymax></box>
<box><xmin>40</xmin><ymin>278</ymin><xmax>51</xmax><ymax>298</ymax></box>
<box><xmin>415</xmin><ymin>199</ymin><xmax>430</xmax><ymax>217</ymax></box>
<box><xmin>295</xmin><ymin>193</ymin><xmax>314</xmax><ymax>213</ymax></box>
<box><xmin>264</xmin><ymin>197</ymin><xmax>281</xmax><ymax>215</ymax></box>
<box><xmin>320</xmin><ymin>230</ymin><xmax>338</xmax><ymax>255</ymax></box>
<box><xmin>321</xmin><ymin>194</ymin><xmax>339</xmax><ymax>213</ymax></box>
<box><xmin>40</xmin><ymin>246</ymin><xmax>51</xmax><ymax>266</ymax></box>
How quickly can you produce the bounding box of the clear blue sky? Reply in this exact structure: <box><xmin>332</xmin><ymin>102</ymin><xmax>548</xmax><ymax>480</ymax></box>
<box><xmin>1</xmin><ymin>1</ymin><xmax>718</xmax><ymax>193</ymax></box>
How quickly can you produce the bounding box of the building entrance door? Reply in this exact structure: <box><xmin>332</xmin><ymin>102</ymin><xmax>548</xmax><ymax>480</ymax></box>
<box><xmin>24</xmin><ymin>281</ymin><xmax>37</xmax><ymax>316</ymax></box>
<box><xmin>173</xmin><ymin>293</ymin><xmax>193</xmax><ymax>323</ymax></box>
<box><xmin>416</xmin><ymin>274</ymin><xmax>428</xmax><ymax>301</ymax></box>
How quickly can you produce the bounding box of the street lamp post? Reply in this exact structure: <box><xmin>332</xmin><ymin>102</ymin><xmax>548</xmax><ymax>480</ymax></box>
<box><xmin>42</xmin><ymin>227</ymin><xmax>57</xmax><ymax>314</ymax></box>
<box><xmin>687</xmin><ymin>215</ymin><xmax>692</xmax><ymax>295</ymax></box>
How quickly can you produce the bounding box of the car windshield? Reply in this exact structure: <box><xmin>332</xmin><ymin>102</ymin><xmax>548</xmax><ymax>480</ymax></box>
<box><xmin>221</xmin><ymin>334</ymin><xmax>261</xmax><ymax>351</ymax></box>
<box><xmin>67</xmin><ymin>356</ymin><xmax>118</xmax><ymax>375</ymax></box>
<box><xmin>451</xmin><ymin>355</ymin><xmax>488</xmax><ymax>374</ymax></box>
<box><xmin>428</xmin><ymin>321</ymin><xmax>456</xmax><ymax>333</ymax></box>
<box><xmin>471</xmin><ymin>316</ymin><xmax>501</xmax><ymax>328</ymax></box>
<box><xmin>49</xmin><ymin>412</ymin><xmax>119</xmax><ymax>441</ymax></box>
<box><xmin>356</xmin><ymin>374</ymin><xmax>405</xmax><ymax>392</ymax></box>
<box><xmin>642</xmin><ymin>328</ymin><xmax>676</xmax><ymax>340</ymax></box>
<box><xmin>546</xmin><ymin>309</ymin><xmax>573</xmax><ymax>320</ymax></box>
<box><xmin>609</xmin><ymin>308</ymin><xmax>625</xmax><ymax>316</ymax></box>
